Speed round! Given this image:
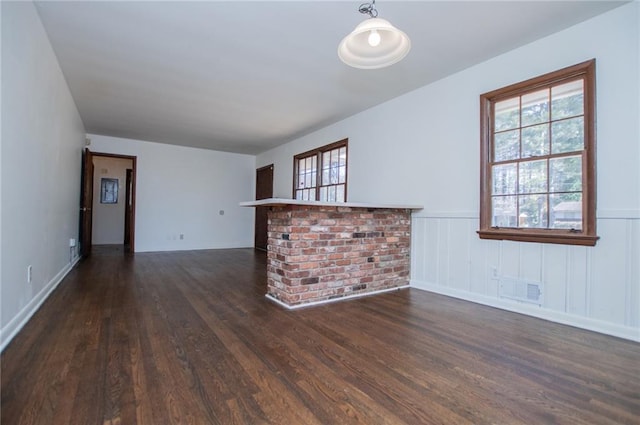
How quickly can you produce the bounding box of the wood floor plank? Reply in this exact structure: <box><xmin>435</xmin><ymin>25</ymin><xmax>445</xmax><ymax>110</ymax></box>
<box><xmin>2</xmin><ymin>247</ymin><xmax>639</xmax><ymax>424</ymax></box>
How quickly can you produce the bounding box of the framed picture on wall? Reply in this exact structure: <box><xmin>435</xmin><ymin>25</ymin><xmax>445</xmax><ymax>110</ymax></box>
<box><xmin>100</xmin><ymin>178</ymin><xmax>118</xmax><ymax>204</ymax></box>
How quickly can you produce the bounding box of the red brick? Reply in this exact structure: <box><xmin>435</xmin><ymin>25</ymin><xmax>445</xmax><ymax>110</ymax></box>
<box><xmin>301</xmin><ymin>291</ymin><xmax>319</xmax><ymax>300</ymax></box>
<box><xmin>266</xmin><ymin>205</ymin><xmax>411</xmax><ymax>307</ymax></box>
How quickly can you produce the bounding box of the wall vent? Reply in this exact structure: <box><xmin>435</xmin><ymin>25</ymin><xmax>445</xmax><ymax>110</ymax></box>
<box><xmin>499</xmin><ymin>277</ymin><xmax>543</xmax><ymax>305</ymax></box>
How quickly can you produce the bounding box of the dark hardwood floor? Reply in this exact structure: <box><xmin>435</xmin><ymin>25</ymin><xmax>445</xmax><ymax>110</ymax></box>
<box><xmin>2</xmin><ymin>248</ymin><xmax>639</xmax><ymax>424</ymax></box>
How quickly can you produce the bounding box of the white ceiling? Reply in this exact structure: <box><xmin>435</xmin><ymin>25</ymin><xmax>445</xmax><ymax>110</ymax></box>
<box><xmin>35</xmin><ymin>0</ymin><xmax>625</xmax><ymax>155</ymax></box>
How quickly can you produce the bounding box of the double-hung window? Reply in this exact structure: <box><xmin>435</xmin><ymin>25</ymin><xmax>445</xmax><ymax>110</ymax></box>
<box><xmin>293</xmin><ymin>139</ymin><xmax>348</xmax><ymax>202</ymax></box>
<box><xmin>479</xmin><ymin>60</ymin><xmax>598</xmax><ymax>246</ymax></box>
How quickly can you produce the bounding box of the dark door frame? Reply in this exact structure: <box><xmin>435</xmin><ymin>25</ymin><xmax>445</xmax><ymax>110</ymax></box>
<box><xmin>124</xmin><ymin>168</ymin><xmax>133</xmax><ymax>252</ymax></box>
<box><xmin>79</xmin><ymin>148</ymin><xmax>94</xmax><ymax>258</ymax></box>
<box><xmin>254</xmin><ymin>164</ymin><xmax>274</xmax><ymax>251</ymax></box>
<box><xmin>79</xmin><ymin>149</ymin><xmax>138</xmax><ymax>256</ymax></box>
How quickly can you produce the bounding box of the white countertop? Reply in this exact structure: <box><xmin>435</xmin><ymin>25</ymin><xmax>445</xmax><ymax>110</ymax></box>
<box><xmin>239</xmin><ymin>198</ymin><xmax>423</xmax><ymax>210</ymax></box>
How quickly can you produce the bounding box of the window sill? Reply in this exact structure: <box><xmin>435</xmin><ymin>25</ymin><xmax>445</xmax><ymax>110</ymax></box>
<box><xmin>477</xmin><ymin>228</ymin><xmax>599</xmax><ymax>246</ymax></box>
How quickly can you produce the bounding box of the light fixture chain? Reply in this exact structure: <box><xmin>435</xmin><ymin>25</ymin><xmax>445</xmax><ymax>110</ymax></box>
<box><xmin>358</xmin><ymin>0</ymin><xmax>378</xmax><ymax>18</ymax></box>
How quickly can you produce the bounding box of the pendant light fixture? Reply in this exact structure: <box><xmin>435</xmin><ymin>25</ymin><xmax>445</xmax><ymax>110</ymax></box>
<box><xmin>338</xmin><ymin>0</ymin><xmax>411</xmax><ymax>69</ymax></box>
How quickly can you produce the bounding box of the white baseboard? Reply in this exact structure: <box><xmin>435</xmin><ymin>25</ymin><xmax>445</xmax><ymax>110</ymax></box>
<box><xmin>0</xmin><ymin>255</ymin><xmax>81</xmax><ymax>352</ymax></box>
<box><xmin>410</xmin><ymin>279</ymin><xmax>640</xmax><ymax>342</ymax></box>
<box><xmin>266</xmin><ymin>285</ymin><xmax>411</xmax><ymax>310</ymax></box>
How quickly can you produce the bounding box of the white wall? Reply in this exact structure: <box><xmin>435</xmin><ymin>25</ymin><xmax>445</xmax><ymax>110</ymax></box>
<box><xmin>88</xmin><ymin>134</ymin><xmax>255</xmax><ymax>252</ymax></box>
<box><xmin>92</xmin><ymin>156</ymin><xmax>133</xmax><ymax>245</ymax></box>
<box><xmin>257</xmin><ymin>3</ymin><xmax>640</xmax><ymax>341</ymax></box>
<box><xmin>1</xmin><ymin>2</ymin><xmax>86</xmax><ymax>350</ymax></box>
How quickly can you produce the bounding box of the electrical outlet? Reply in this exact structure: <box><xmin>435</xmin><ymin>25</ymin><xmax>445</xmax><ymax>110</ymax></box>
<box><xmin>491</xmin><ymin>266</ymin><xmax>499</xmax><ymax>278</ymax></box>
<box><xmin>27</xmin><ymin>265</ymin><xmax>32</xmax><ymax>283</ymax></box>
<box><xmin>179</xmin><ymin>234</ymin><xmax>184</xmax><ymax>240</ymax></box>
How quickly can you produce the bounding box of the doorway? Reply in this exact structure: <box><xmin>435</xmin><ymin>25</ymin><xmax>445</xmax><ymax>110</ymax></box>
<box><xmin>79</xmin><ymin>149</ymin><xmax>137</xmax><ymax>257</ymax></box>
<box><xmin>254</xmin><ymin>164</ymin><xmax>273</xmax><ymax>251</ymax></box>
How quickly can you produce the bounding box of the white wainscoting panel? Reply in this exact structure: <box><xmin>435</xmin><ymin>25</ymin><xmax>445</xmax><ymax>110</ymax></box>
<box><xmin>411</xmin><ymin>214</ymin><xmax>640</xmax><ymax>341</ymax></box>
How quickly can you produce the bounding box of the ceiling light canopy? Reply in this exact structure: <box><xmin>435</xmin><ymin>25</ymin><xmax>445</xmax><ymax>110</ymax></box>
<box><xmin>338</xmin><ymin>0</ymin><xmax>411</xmax><ymax>70</ymax></box>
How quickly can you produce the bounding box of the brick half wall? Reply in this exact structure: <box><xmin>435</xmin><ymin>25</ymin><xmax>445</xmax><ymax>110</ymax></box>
<box><xmin>267</xmin><ymin>205</ymin><xmax>411</xmax><ymax>307</ymax></box>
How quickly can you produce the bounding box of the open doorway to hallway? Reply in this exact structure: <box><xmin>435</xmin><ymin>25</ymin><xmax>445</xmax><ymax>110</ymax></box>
<box><xmin>92</xmin><ymin>155</ymin><xmax>134</xmax><ymax>252</ymax></box>
<box><xmin>80</xmin><ymin>149</ymin><xmax>137</xmax><ymax>257</ymax></box>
